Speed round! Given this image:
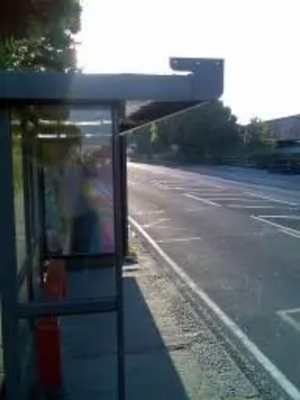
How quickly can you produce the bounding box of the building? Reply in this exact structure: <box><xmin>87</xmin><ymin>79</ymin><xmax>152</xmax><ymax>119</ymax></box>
<box><xmin>266</xmin><ymin>114</ymin><xmax>300</xmax><ymax>141</ymax></box>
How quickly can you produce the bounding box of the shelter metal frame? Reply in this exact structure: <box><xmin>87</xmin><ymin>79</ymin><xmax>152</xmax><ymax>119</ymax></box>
<box><xmin>0</xmin><ymin>57</ymin><xmax>223</xmax><ymax>400</ymax></box>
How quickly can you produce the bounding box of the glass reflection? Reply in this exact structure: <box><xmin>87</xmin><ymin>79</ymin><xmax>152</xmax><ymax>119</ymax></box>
<box><xmin>43</xmin><ymin>107</ymin><xmax>114</xmax><ymax>255</ymax></box>
<box><xmin>12</xmin><ymin>128</ymin><xmax>26</xmax><ymax>270</ymax></box>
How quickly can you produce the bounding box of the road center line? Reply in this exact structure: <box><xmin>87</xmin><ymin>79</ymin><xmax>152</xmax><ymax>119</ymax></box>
<box><xmin>245</xmin><ymin>192</ymin><xmax>298</xmax><ymax>206</ymax></box>
<box><xmin>184</xmin><ymin>193</ymin><xmax>221</xmax><ymax>207</ymax></box>
<box><xmin>129</xmin><ymin>216</ymin><xmax>300</xmax><ymax>400</ymax></box>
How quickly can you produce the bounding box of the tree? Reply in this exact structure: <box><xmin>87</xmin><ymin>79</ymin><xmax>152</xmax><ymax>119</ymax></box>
<box><xmin>0</xmin><ymin>0</ymin><xmax>81</xmax><ymax>71</ymax></box>
<box><xmin>130</xmin><ymin>101</ymin><xmax>241</xmax><ymax>163</ymax></box>
<box><xmin>243</xmin><ymin>118</ymin><xmax>273</xmax><ymax>152</ymax></box>
<box><xmin>156</xmin><ymin>101</ymin><xmax>239</xmax><ymax>162</ymax></box>
<box><xmin>239</xmin><ymin>118</ymin><xmax>274</xmax><ymax>166</ymax></box>
<box><xmin>0</xmin><ymin>1</ymin><xmax>80</xmax><ymax>40</ymax></box>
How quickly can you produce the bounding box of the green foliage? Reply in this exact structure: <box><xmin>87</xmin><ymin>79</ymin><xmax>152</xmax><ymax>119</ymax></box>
<box><xmin>0</xmin><ymin>0</ymin><xmax>81</xmax><ymax>71</ymax></box>
<box><xmin>0</xmin><ymin>1</ymin><xmax>81</xmax><ymax>40</ymax></box>
<box><xmin>131</xmin><ymin>101</ymin><xmax>240</xmax><ymax>163</ymax></box>
<box><xmin>243</xmin><ymin>118</ymin><xmax>274</xmax><ymax>152</ymax></box>
<box><xmin>1</xmin><ymin>1</ymin><xmax>82</xmax><ymax>173</ymax></box>
<box><xmin>130</xmin><ymin>102</ymin><xmax>275</xmax><ymax>167</ymax></box>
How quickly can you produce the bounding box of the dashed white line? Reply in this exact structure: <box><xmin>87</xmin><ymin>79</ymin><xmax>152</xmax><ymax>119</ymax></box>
<box><xmin>278</xmin><ymin>307</ymin><xmax>300</xmax><ymax>315</ymax></box>
<box><xmin>178</xmin><ymin>187</ymin><xmax>225</xmax><ymax>191</ymax></box>
<box><xmin>130</xmin><ymin>216</ymin><xmax>300</xmax><ymax>400</ymax></box>
<box><xmin>257</xmin><ymin>215</ymin><xmax>300</xmax><ymax>219</ymax></box>
<box><xmin>228</xmin><ymin>205</ymin><xmax>278</xmax><ymax>209</ymax></box>
<box><xmin>184</xmin><ymin>193</ymin><xmax>221</xmax><ymax>207</ymax></box>
<box><xmin>251</xmin><ymin>216</ymin><xmax>300</xmax><ymax>238</ymax></box>
<box><xmin>183</xmin><ymin>191</ymin><xmax>236</xmax><ymax>195</ymax></box>
<box><xmin>131</xmin><ymin>210</ymin><xmax>165</xmax><ymax>216</ymax></box>
<box><xmin>154</xmin><ymin>226</ymin><xmax>189</xmax><ymax>231</ymax></box>
<box><xmin>157</xmin><ymin>237</ymin><xmax>202</xmax><ymax>243</ymax></box>
<box><xmin>183</xmin><ymin>207</ymin><xmax>208</xmax><ymax>212</ymax></box>
<box><xmin>206</xmin><ymin>197</ymin><xmax>272</xmax><ymax>202</ymax></box>
<box><xmin>277</xmin><ymin>309</ymin><xmax>300</xmax><ymax>335</ymax></box>
<box><xmin>245</xmin><ymin>192</ymin><xmax>298</xmax><ymax>207</ymax></box>
<box><xmin>202</xmin><ymin>183</ymin><xmax>225</xmax><ymax>189</ymax></box>
<box><xmin>143</xmin><ymin>218</ymin><xmax>170</xmax><ymax>229</ymax></box>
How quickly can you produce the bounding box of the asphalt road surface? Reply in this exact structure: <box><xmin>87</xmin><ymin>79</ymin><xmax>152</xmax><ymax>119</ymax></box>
<box><xmin>128</xmin><ymin>162</ymin><xmax>300</xmax><ymax>397</ymax></box>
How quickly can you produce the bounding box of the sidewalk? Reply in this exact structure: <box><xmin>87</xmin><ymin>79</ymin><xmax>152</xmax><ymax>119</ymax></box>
<box><xmin>60</xmin><ymin>241</ymin><xmax>262</xmax><ymax>399</ymax></box>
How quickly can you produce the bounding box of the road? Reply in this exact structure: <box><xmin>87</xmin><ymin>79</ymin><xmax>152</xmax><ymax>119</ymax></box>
<box><xmin>128</xmin><ymin>162</ymin><xmax>300</xmax><ymax>397</ymax></box>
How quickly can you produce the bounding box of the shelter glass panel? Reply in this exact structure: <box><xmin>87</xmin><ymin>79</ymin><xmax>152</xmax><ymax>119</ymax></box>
<box><xmin>41</xmin><ymin>106</ymin><xmax>115</xmax><ymax>256</ymax></box>
<box><xmin>12</xmin><ymin>124</ymin><xmax>27</xmax><ymax>271</ymax></box>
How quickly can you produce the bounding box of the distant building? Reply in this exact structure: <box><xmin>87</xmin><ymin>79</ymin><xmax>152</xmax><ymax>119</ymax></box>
<box><xmin>266</xmin><ymin>115</ymin><xmax>300</xmax><ymax>141</ymax></box>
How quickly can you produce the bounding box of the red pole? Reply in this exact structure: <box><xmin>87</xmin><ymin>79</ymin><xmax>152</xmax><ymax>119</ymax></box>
<box><xmin>36</xmin><ymin>260</ymin><xmax>66</xmax><ymax>389</ymax></box>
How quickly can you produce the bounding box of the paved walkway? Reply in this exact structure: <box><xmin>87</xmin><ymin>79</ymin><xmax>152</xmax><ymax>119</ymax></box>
<box><xmin>60</xmin><ymin>243</ymin><xmax>262</xmax><ymax>399</ymax></box>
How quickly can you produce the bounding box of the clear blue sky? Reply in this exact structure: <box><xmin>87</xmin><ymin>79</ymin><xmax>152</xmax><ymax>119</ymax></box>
<box><xmin>77</xmin><ymin>0</ymin><xmax>300</xmax><ymax>123</ymax></box>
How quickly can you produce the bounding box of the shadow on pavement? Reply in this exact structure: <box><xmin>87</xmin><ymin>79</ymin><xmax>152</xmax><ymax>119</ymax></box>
<box><xmin>60</xmin><ymin>268</ymin><xmax>189</xmax><ymax>399</ymax></box>
<box><xmin>124</xmin><ymin>276</ymin><xmax>189</xmax><ymax>400</ymax></box>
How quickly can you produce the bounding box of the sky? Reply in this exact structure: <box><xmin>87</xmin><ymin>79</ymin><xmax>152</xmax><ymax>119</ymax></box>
<box><xmin>77</xmin><ymin>0</ymin><xmax>300</xmax><ymax>123</ymax></box>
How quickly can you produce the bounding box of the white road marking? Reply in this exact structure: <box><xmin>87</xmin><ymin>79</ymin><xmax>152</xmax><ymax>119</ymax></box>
<box><xmin>257</xmin><ymin>215</ymin><xmax>300</xmax><ymax>219</ymax></box>
<box><xmin>175</xmin><ymin>189</ymin><xmax>226</xmax><ymax>195</ymax></box>
<box><xmin>131</xmin><ymin>210</ymin><xmax>165</xmax><ymax>216</ymax></box>
<box><xmin>155</xmin><ymin>226</ymin><xmax>189</xmax><ymax>231</ymax></box>
<box><xmin>183</xmin><ymin>190</ymin><xmax>233</xmax><ymax>194</ymax></box>
<box><xmin>280</xmin><ymin>230</ymin><xmax>300</xmax><ymax>239</ymax></box>
<box><xmin>251</xmin><ymin>216</ymin><xmax>300</xmax><ymax>238</ymax></box>
<box><xmin>151</xmin><ymin>181</ymin><xmax>189</xmax><ymax>187</ymax></box>
<box><xmin>198</xmin><ymin>183</ymin><xmax>225</xmax><ymax>189</ymax></box>
<box><xmin>228</xmin><ymin>205</ymin><xmax>278</xmax><ymax>209</ymax></box>
<box><xmin>129</xmin><ymin>216</ymin><xmax>300</xmax><ymax>400</ymax></box>
<box><xmin>278</xmin><ymin>307</ymin><xmax>300</xmax><ymax>315</ymax></box>
<box><xmin>245</xmin><ymin>192</ymin><xmax>298</xmax><ymax>207</ymax></box>
<box><xmin>176</xmin><ymin>186</ymin><xmax>224</xmax><ymax>190</ymax></box>
<box><xmin>155</xmin><ymin>185</ymin><xmax>171</xmax><ymax>190</ymax></box>
<box><xmin>205</xmin><ymin>197</ymin><xmax>271</xmax><ymax>201</ymax></box>
<box><xmin>208</xmin><ymin>183</ymin><xmax>224</xmax><ymax>189</ymax></box>
<box><xmin>143</xmin><ymin>218</ymin><xmax>170</xmax><ymax>229</ymax></box>
<box><xmin>157</xmin><ymin>237</ymin><xmax>202</xmax><ymax>243</ymax></box>
<box><xmin>183</xmin><ymin>207</ymin><xmax>208</xmax><ymax>212</ymax></box>
<box><xmin>277</xmin><ymin>309</ymin><xmax>300</xmax><ymax>335</ymax></box>
<box><xmin>184</xmin><ymin>193</ymin><xmax>221</xmax><ymax>207</ymax></box>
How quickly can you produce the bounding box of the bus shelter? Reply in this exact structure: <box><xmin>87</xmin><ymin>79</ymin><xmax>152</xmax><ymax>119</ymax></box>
<box><xmin>0</xmin><ymin>57</ymin><xmax>223</xmax><ymax>399</ymax></box>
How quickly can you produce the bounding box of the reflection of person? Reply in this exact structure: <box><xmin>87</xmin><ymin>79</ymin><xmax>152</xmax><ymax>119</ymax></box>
<box><xmin>97</xmin><ymin>156</ymin><xmax>114</xmax><ymax>253</ymax></box>
<box><xmin>59</xmin><ymin>148</ymin><xmax>100</xmax><ymax>254</ymax></box>
<box><xmin>44</xmin><ymin>172</ymin><xmax>63</xmax><ymax>253</ymax></box>
<box><xmin>84</xmin><ymin>144</ymin><xmax>114</xmax><ymax>253</ymax></box>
